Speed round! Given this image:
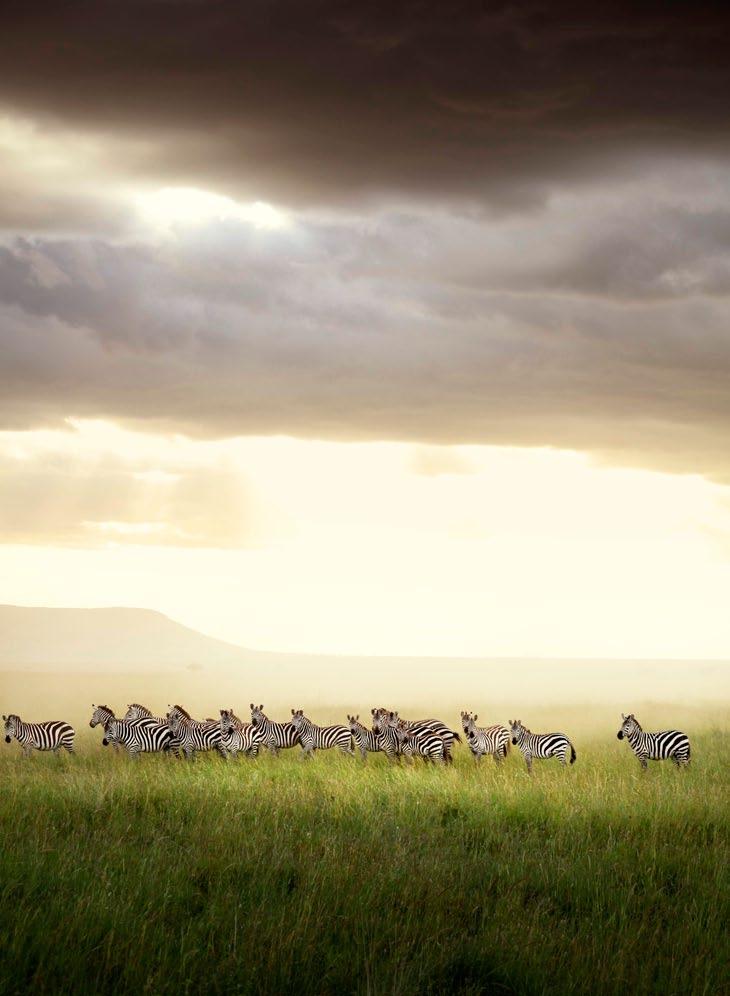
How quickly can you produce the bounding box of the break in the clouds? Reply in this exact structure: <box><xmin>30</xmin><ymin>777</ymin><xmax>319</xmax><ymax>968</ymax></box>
<box><xmin>0</xmin><ymin>1</ymin><xmax>729</xmax><ymax>482</ymax></box>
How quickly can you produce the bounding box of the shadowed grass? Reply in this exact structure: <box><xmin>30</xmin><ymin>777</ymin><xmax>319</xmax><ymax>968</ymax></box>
<box><xmin>1</xmin><ymin>730</ymin><xmax>728</xmax><ymax>995</ymax></box>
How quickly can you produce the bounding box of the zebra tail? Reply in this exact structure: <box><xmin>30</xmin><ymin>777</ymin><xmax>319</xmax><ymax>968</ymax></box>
<box><xmin>452</xmin><ymin>731</ymin><xmax>462</xmax><ymax>743</ymax></box>
<box><xmin>569</xmin><ymin>743</ymin><xmax>577</xmax><ymax>764</ymax></box>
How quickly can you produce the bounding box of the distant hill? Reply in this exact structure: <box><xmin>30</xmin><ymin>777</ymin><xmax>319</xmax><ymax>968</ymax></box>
<box><xmin>0</xmin><ymin>605</ymin><xmax>250</xmax><ymax>671</ymax></box>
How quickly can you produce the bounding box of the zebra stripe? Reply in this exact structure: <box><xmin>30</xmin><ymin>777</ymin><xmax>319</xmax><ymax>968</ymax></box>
<box><xmin>3</xmin><ymin>714</ymin><xmax>74</xmax><ymax>756</ymax></box>
<box><xmin>249</xmin><ymin>704</ymin><xmax>299</xmax><ymax>756</ymax></box>
<box><xmin>369</xmin><ymin>709</ymin><xmax>401</xmax><ymax>760</ymax></box>
<box><xmin>289</xmin><ymin>710</ymin><xmax>354</xmax><ymax>757</ymax></box>
<box><xmin>167</xmin><ymin>705</ymin><xmax>225</xmax><ymax>760</ymax></box>
<box><xmin>347</xmin><ymin>715</ymin><xmax>381</xmax><ymax>760</ymax></box>
<box><xmin>617</xmin><ymin>714</ymin><xmax>690</xmax><ymax>769</ymax></box>
<box><xmin>219</xmin><ymin>709</ymin><xmax>264</xmax><ymax>757</ymax></box>
<box><xmin>393</xmin><ymin>719</ymin><xmax>445</xmax><ymax>763</ymax></box>
<box><xmin>103</xmin><ymin>718</ymin><xmax>172</xmax><ymax>757</ymax></box>
<box><xmin>509</xmin><ymin>719</ymin><xmax>576</xmax><ymax>774</ymax></box>
<box><xmin>124</xmin><ymin>703</ymin><xmax>182</xmax><ymax>756</ymax></box>
<box><xmin>460</xmin><ymin>711</ymin><xmax>510</xmax><ymax>764</ymax></box>
<box><xmin>372</xmin><ymin>707</ymin><xmax>460</xmax><ymax>762</ymax></box>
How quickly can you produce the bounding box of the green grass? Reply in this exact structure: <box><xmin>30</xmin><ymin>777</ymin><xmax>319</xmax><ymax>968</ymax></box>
<box><xmin>1</xmin><ymin>731</ymin><xmax>728</xmax><ymax>996</ymax></box>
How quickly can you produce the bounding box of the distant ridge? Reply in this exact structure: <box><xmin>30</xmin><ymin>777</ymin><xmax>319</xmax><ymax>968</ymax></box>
<box><xmin>0</xmin><ymin>604</ymin><xmax>250</xmax><ymax>672</ymax></box>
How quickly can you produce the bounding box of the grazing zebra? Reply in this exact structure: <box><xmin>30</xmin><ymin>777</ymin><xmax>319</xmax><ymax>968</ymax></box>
<box><xmin>103</xmin><ymin>718</ymin><xmax>172</xmax><ymax>757</ymax></box>
<box><xmin>460</xmin><ymin>711</ymin><xmax>510</xmax><ymax>764</ymax></box>
<box><xmin>219</xmin><ymin>708</ymin><xmax>264</xmax><ymax>758</ymax></box>
<box><xmin>289</xmin><ymin>710</ymin><xmax>354</xmax><ymax>757</ymax></box>
<box><xmin>509</xmin><ymin>719</ymin><xmax>576</xmax><ymax>774</ymax></box>
<box><xmin>617</xmin><ymin>713</ymin><xmax>690</xmax><ymax>770</ymax></box>
<box><xmin>347</xmin><ymin>715</ymin><xmax>382</xmax><ymax>760</ymax></box>
<box><xmin>166</xmin><ymin>705</ymin><xmax>225</xmax><ymax>760</ymax></box>
<box><xmin>372</xmin><ymin>707</ymin><xmax>460</xmax><ymax>762</ymax></box>
<box><xmin>3</xmin><ymin>714</ymin><xmax>74</xmax><ymax>757</ymax></box>
<box><xmin>249</xmin><ymin>704</ymin><xmax>299</xmax><ymax>756</ymax></box>
<box><xmin>393</xmin><ymin>718</ymin><xmax>445</xmax><ymax>763</ymax></box>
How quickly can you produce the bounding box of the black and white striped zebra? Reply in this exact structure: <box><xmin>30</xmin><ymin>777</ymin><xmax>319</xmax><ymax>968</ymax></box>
<box><xmin>393</xmin><ymin>718</ymin><xmax>445</xmax><ymax>763</ymax></box>
<box><xmin>219</xmin><ymin>708</ymin><xmax>264</xmax><ymax>758</ymax></box>
<box><xmin>460</xmin><ymin>711</ymin><xmax>510</xmax><ymax>764</ymax></box>
<box><xmin>102</xmin><ymin>717</ymin><xmax>172</xmax><ymax>757</ymax></box>
<box><xmin>373</xmin><ymin>707</ymin><xmax>460</xmax><ymax>762</ymax></box>
<box><xmin>167</xmin><ymin>705</ymin><xmax>224</xmax><ymax>760</ymax></box>
<box><xmin>347</xmin><ymin>714</ymin><xmax>382</xmax><ymax>760</ymax></box>
<box><xmin>123</xmin><ymin>703</ymin><xmax>182</xmax><ymax>756</ymax></box>
<box><xmin>509</xmin><ymin>719</ymin><xmax>576</xmax><ymax>774</ymax></box>
<box><xmin>249</xmin><ymin>704</ymin><xmax>299</xmax><ymax>756</ymax></box>
<box><xmin>289</xmin><ymin>710</ymin><xmax>353</xmax><ymax>757</ymax></box>
<box><xmin>3</xmin><ymin>714</ymin><xmax>74</xmax><ymax>757</ymax></box>
<box><xmin>369</xmin><ymin>709</ymin><xmax>401</xmax><ymax>760</ymax></box>
<box><xmin>617</xmin><ymin>713</ymin><xmax>690</xmax><ymax>770</ymax></box>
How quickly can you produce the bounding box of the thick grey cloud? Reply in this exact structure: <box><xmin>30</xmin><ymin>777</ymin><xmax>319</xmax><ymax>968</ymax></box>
<box><xmin>1</xmin><ymin>178</ymin><xmax>728</xmax><ymax>480</ymax></box>
<box><xmin>1</xmin><ymin>2</ymin><xmax>729</xmax><ymax>213</ymax></box>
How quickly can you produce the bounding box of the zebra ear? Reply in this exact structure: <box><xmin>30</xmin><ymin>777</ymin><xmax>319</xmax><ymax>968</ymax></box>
<box><xmin>291</xmin><ymin>708</ymin><xmax>295</xmax><ymax>715</ymax></box>
<box><xmin>250</xmin><ymin>703</ymin><xmax>254</xmax><ymax>710</ymax></box>
<box><xmin>475</xmin><ymin>714</ymin><xmax>478</xmax><ymax>721</ymax></box>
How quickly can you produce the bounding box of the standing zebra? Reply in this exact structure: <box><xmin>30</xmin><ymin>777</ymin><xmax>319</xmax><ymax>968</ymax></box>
<box><xmin>289</xmin><ymin>710</ymin><xmax>353</xmax><ymax>757</ymax></box>
<box><xmin>219</xmin><ymin>708</ymin><xmax>264</xmax><ymax>758</ymax></box>
<box><xmin>3</xmin><ymin>714</ymin><xmax>74</xmax><ymax>757</ymax></box>
<box><xmin>347</xmin><ymin>715</ymin><xmax>382</xmax><ymax>760</ymax></box>
<box><xmin>509</xmin><ymin>719</ymin><xmax>576</xmax><ymax>774</ymax></box>
<box><xmin>89</xmin><ymin>704</ymin><xmax>122</xmax><ymax>751</ymax></box>
<box><xmin>369</xmin><ymin>709</ymin><xmax>400</xmax><ymax>760</ymax></box>
<box><xmin>103</xmin><ymin>718</ymin><xmax>172</xmax><ymax>757</ymax></box>
<box><xmin>617</xmin><ymin>714</ymin><xmax>690</xmax><ymax>770</ymax></box>
<box><xmin>460</xmin><ymin>711</ymin><xmax>510</xmax><ymax>764</ymax></box>
<box><xmin>124</xmin><ymin>703</ymin><xmax>181</xmax><ymax>756</ymax></box>
<box><xmin>167</xmin><ymin>705</ymin><xmax>224</xmax><ymax>760</ymax></box>
<box><xmin>373</xmin><ymin>707</ymin><xmax>460</xmax><ymax>763</ymax></box>
<box><xmin>393</xmin><ymin>718</ymin><xmax>446</xmax><ymax>763</ymax></box>
<box><xmin>249</xmin><ymin>704</ymin><xmax>299</xmax><ymax>756</ymax></box>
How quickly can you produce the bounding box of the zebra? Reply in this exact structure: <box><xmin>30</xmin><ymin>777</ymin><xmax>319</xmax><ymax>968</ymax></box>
<box><xmin>347</xmin><ymin>714</ymin><xmax>382</xmax><ymax>760</ymax></box>
<box><xmin>249</xmin><ymin>704</ymin><xmax>299</xmax><ymax>756</ymax></box>
<box><xmin>617</xmin><ymin>713</ymin><xmax>690</xmax><ymax>770</ymax></box>
<box><xmin>3</xmin><ymin>714</ymin><xmax>74</xmax><ymax>757</ymax></box>
<box><xmin>393</xmin><ymin>718</ymin><xmax>445</xmax><ymax>763</ymax></box>
<box><xmin>167</xmin><ymin>705</ymin><xmax>225</xmax><ymax>760</ymax></box>
<box><xmin>289</xmin><ymin>710</ymin><xmax>354</xmax><ymax>757</ymax></box>
<box><xmin>102</xmin><ymin>717</ymin><xmax>172</xmax><ymax>758</ymax></box>
<box><xmin>508</xmin><ymin>719</ymin><xmax>576</xmax><ymax>774</ymax></box>
<box><xmin>460</xmin><ymin>711</ymin><xmax>510</xmax><ymax>764</ymax></box>
<box><xmin>89</xmin><ymin>703</ymin><xmax>122</xmax><ymax>751</ymax></box>
<box><xmin>219</xmin><ymin>708</ymin><xmax>264</xmax><ymax>758</ymax></box>
<box><xmin>124</xmin><ymin>702</ymin><xmax>167</xmax><ymax>725</ymax></box>
<box><xmin>369</xmin><ymin>709</ymin><xmax>401</xmax><ymax>760</ymax></box>
<box><xmin>372</xmin><ymin>707</ymin><xmax>460</xmax><ymax>763</ymax></box>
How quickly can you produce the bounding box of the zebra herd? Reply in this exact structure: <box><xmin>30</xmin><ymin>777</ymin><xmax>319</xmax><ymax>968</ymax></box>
<box><xmin>3</xmin><ymin>706</ymin><xmax>692</xmax><ymax>771</ymax></box>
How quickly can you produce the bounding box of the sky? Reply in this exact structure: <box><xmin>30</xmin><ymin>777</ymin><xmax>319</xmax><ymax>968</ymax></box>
<box><xmin>0</xmin><ymin>1</ymin><xmax>729</xmax><ymax>657</ymax></box>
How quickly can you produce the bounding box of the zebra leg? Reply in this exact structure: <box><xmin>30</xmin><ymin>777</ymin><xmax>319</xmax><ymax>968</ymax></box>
<box><xmin>492</xmin><ymin>752</ymin><xmax>500</xmax><ymax>765</ymax></box>
<box><xmin>639</xmin><ymin>756</ymin><xmax>648</xmax><ymax>771</ymax></box>
<box><xmin>525</xmin><ymin>752</ymin><xmax>532</xmax><ymax>774</ymax></box>
<box><xmin>22</xmin><ymin>745</ymin><xmax>33</xmax><ymax>759</ymax></box>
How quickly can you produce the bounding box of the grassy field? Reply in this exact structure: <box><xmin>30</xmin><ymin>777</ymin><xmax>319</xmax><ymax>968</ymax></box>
<box><xmin>1</xmin><ymin>726</ymin><xmax>728</xmax><ymax>996</ymax></box>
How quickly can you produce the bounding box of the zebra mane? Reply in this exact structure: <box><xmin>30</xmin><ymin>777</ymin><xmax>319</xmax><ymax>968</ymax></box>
<box><xmin>128</xmin><ymin>702</ymin><xmax>150</xmax><ymax>711</ymax></box>
<box><xmin>172</xmin><ymin>704</ymin><xmax>193</xmax><ymax>719</ymax></box>
<box><xmin>96</xmin><ymin>704</ymin><xmax>115</xmax><ymax>715</ymax></box>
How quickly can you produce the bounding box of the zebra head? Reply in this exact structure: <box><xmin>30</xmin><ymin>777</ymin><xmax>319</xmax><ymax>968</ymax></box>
<box><xmin>460</xmin><ymin>711</ymin><xmax>477</xmax><ymax>736</ymax></box>
<box><xmin>509</xmin><ymin>719</ymin><xmax>526</xmax><ymax>745</ymax></box>
<box><xmin>347</xmin><ymin>714</ymin><xmax>363</xmax><ymax>734</ymax></box>
<box><xmin>371</xmin><ymin>708</ymin><xmax>385</xmax><ymax>734</ymax></box>
<box><xmin>90</xmin><ymin>704</ymin><xmax>115</xmax><ymax>729</ymax></box>
<box><xmin>167</xmin><ymin>710</ymin><xmax>184</xmax><ymax>735</ymax></box>
<box><xmin>102</xmin><ymin>718</ymin><xmax>121</xmax><ymax>747</ymax></box>
<box><xmin>124</xmin><ymin>703</ymin><xmax>151</xmax><ymax>721</ymax></box>
<box><xmin>220</xmin><ymin>708</ymin><xmax>236</xmax><ymax>736</ymax></box>
<box><xmin>393</xmin><ymin>719</ymin><xmax>412</xmax><ymax>745</ymax></box>
<box><xmin>250</xmin><ymin>704</ymin><xmax>265</xmax><ymax>727</ymax></box>
<box><xmin>3</xmin><ymin>713</ymin><xmax>19</xmax><ymax>742</ymax></box>
<box><xmin>289</xmin><ymin>709</ymin><xmax>305</xmax><ymax>732</ymax></box>
<box><xmin>617</xmin><ymin>713</ymin><xmax>640</xmax><ymax>740</ymax></box>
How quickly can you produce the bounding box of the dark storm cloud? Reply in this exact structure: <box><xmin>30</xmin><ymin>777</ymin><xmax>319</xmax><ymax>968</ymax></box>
<box><xmin>1</xmin><ymin>1</ymin><xmax>729</xmax><ymax>207</ymax></box>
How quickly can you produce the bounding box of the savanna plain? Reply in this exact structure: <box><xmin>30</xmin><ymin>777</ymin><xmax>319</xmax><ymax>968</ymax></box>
<box><xmin>1</xmin><ymin>703</ymin><xmax>728</xmax><ymax>996</ymax></box>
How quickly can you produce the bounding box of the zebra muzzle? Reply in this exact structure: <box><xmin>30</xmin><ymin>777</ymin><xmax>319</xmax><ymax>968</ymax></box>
<box><xmin>617</xmin><ymin>731</ymin><xmax>624</xmax><ymax>740</ymax></box>
<box><xmin>4</xmin><ymin>735</ymin><xmax>10</xmax><ymax>743</ymax></box>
